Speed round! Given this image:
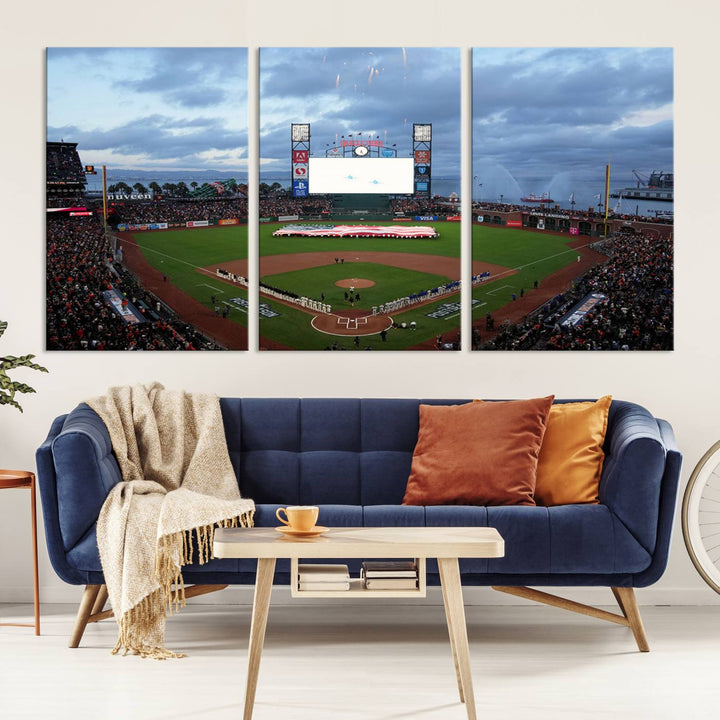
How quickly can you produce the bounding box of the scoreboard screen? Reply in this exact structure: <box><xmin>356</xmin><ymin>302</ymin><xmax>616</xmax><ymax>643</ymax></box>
<box><xmin>308</xmin><ymin>157</ymin><xmax>414</xmax><ymax>194</ymax></box>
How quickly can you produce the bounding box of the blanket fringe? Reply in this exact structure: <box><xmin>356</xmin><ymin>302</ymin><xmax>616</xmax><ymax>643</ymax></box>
<box><xmin>156</xmin><ymin>509</ymin><xmax>255</xmax><ymax>621</ymax></box>
<box><xmin>113</xmin><ymin>589</ymin><xmax>186</xmax><ymax>660</ymax></box>
<box><xmin>115</xmin><ymin>510</ymin><xmax>254</xmax><ymax>659</ymax></box>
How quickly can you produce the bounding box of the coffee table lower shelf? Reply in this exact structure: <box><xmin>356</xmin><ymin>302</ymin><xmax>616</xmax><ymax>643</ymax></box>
<box><xmin>290</xmin><ymin>556</ymin><xmax>427</xmax><ymax>598</ymax></box>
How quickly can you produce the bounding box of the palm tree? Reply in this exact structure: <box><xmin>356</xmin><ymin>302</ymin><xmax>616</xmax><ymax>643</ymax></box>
<box><xmin>133</xmin><ymin>182</ymin><xmax>148</xmax><ymax>195</ymax></box>
<box><xmin>149</xmin><ymin>181</ymin><xmax>162</xmax><ymax>196</ymax></box>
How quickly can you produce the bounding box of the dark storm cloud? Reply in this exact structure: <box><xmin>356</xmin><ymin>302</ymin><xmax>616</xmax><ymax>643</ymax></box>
<box><xmin>115</xmin><ymin>48</ymin><xmax>247</xmax><ymax>108</ymax></box>
<box><xmin>472</xmin><ymin>47</ymin><xmax>674</xmax><ymax>187</ymax></box>
<box><xmin>47</xmin><ymin>115</ymin><xmax>248</xmax><ymax>165</ymax></box>
<box><xmin>260</xmin><ymin>47</ymin><xmax>461</xmax><ymax>176</ymax></box>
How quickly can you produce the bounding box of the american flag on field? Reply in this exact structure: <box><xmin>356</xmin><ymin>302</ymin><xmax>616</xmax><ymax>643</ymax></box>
<box><xmin>273</xmin><ymin>225</ymin><xmax>439</xmax><ymax>239</ymax></box>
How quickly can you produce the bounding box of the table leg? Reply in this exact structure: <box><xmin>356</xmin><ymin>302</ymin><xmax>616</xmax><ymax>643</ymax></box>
<box><xmin>30</xmin><ymin>474</ymin><xmax>40</xmax><ymax>636</ymax></box>
<box><xmin>438</xmin><ymin>560</ymin><xmax>465</xmax><ymax>703</ymax></box>
<box><xmin>244</xmin><ymin>557</ymin><xmax>276</xmax><ymax>720</ymax></box>
<box><xmin>438</xmin><ymin>558</ymin><xmax>476</xmax><ymax>720</ymax></box>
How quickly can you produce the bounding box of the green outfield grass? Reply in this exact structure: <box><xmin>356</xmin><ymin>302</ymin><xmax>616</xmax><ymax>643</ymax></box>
<box><xmin>260</xmin><ymin>221</ymin><xmax>460</xmax><ymax>257</ymax></box>
<box><xmin>471</xmin><ymin>225</ymin><xmax>583</xmax><ymax>319</ymax></box>
<box><xmin>132</xmin><ymin>225</ymin><xmax>249</xmax><ymax>327</ymax></box>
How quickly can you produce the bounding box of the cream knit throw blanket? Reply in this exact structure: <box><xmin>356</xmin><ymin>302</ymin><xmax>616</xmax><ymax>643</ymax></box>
<box><xmin>87</xmin><ymin>383</ymin><xmax>254</xmax><ymax>659</ymax></box>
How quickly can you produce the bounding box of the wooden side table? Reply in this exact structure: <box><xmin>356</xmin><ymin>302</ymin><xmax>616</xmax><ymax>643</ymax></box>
<box><xmin>0</xmin><ymin>470</ymin><xmax>40</xmax><ymax>635</ymax></box>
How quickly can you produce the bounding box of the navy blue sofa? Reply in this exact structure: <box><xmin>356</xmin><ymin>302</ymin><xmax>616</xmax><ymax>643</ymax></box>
<box><xmin>36</xmin><ymin>398</ymin><xmax>681</xmax><ymax>651</ymax></box>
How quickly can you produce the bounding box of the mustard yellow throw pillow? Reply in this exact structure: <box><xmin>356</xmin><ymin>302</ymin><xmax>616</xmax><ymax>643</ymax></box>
<box><xmin>533</xmin><ymin>396</ymin><xmax>612</xmax><ymax>506</ymax></box>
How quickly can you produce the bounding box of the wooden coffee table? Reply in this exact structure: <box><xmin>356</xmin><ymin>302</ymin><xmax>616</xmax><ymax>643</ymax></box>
<box><xmin>213</xmin><ymin>526</ymin><xmax>504</xmax><ymax>720</ymax></box>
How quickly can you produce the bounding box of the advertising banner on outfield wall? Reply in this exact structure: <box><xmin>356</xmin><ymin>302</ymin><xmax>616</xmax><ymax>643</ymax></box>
<box><xmin>476</xmin><ymin>216</ymin><xmax>484</xmax><ymax>222</ymax></box>
<box><xmin>186</xmin><ymin>220</ymin><xmax>210</xmax><ymax>228</ymax></box>
<box><xmin>414</xmin><ymin>215</ymin><xmax>438</xmax><ymax>221</ymax></box>
<box><xmin>277</xmin><ymin>214</ymin><xmax>300</xmax><ymax>222</ymax></box>
<box><xmin>507</xmin><ymin>220</ymin><xmax>522</xmax><ymax>227</ymax></box>
<box><xmin>117</xmin><ymin>222</ymin><xmax>168</xmax><ymax>231</ymax></box>
<box><xmin>446</xmin><ymin>215</ymin><xmax>461</xmax><ymax>222</ymax></box>
<box><xmin>219</xmin><ymin>218</ymin><xmax>239</xmax><ymax>226</ymax></box>
<box><xmin>569</xmin><ymin>227</ymin><xmax>579</xmax><ymax>235</ymax></box>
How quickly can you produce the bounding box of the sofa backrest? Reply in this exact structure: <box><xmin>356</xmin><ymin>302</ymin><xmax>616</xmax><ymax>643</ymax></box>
<box><xmin>220</xmin><ymin>398</ymin><xmax>468</xmax><ymax>505</ymax></box>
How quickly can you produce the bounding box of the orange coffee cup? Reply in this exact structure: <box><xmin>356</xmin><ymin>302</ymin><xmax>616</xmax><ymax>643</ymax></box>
<box><xmin>276</xmin><ymin>505</ymin><xmax>319</xmax><ymax>531</ymax></box>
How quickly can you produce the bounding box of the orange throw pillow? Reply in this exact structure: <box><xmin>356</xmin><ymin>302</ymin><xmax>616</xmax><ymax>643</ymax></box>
<box><xmin>402</xmin><ymin>396</ymin><xmax>554</xmax><ymax>507</ymax></box>
<box><xmin>533</xmin><ymin>396</ymin><xmax>612</xmax><ymax>506</ymax></box>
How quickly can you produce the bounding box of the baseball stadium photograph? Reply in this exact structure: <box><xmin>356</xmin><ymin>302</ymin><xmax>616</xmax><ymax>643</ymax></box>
<box><xmin>46</xmin><ymin>48</ymin><xmax>249</xmax><ymax>351</ymax></box>
<box><xmin>255</xmin><ymin>47</ymin><xmax>462</xmax><ymax>351</ymax></box>
<box><xmin>470</xmin><ymin>47</ymin><xmax>674</xmax><ymax>351</ymax></box>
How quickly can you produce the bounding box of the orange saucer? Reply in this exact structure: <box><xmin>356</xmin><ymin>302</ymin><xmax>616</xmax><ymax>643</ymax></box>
<box><xmin>275</xmin><ymin>525</ymin><xmax>329</xmax><ymax>538</ymax></box>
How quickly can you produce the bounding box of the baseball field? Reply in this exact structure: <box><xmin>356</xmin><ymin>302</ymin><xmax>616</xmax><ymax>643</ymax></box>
<box><xmin>121</xmin><ymin>221</ymin><xmax>600</xmax><ymax>351</ymax></box>
<box><xmin>471</xmin><ymin>225</ymin><xmax>598</xmax><ymax>320</ymax></box>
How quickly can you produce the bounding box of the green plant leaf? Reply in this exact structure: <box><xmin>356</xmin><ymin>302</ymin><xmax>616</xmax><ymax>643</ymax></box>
<box><xmin>0</xmin><ymin>319</ymin><xmax>47</xmax><ymax>412</ymax></box>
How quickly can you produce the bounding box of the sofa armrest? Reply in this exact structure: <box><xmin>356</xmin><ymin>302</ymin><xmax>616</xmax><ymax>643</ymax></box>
<box><xmin>599</xmin><ymin>401</ymin><xmax>670</xmax><ymax>556</ymax></box>
<box><xmin>630</xmin><ymin>418</ymin><xmax>682</xmax><ymax>586</ymax></box>
<box><xmin>48</xmin><ymin>403</ymin><xmax>122</xmax><ymax>554</ymax></box>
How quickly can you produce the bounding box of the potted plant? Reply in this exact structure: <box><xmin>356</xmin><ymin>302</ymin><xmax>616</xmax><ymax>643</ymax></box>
<box><xmin>0</xmin><ymin>320</ymin><xmax>48</xmax><ymax>412</ymax></box>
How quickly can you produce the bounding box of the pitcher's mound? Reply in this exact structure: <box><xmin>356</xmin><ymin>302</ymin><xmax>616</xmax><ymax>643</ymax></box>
<box><xmin>335</xmin><ymin>278</ymin><xmax>376</xmax><ymax>289</ymax></box>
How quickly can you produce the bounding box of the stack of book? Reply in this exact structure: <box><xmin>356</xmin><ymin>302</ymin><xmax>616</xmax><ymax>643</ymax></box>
<box><xmin>297</xmin><ymin>563</ymin><xmax>350</xmax><ymax>591</ymax></box>
<box><xmin>361</xmin><ymin>560</ymin><xmax>418</xmax><ymax>590</ymax></box>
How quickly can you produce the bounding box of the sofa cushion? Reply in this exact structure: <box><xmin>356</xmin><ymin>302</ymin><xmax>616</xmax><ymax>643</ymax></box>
<box><xmin>63</xmin><ymin>502</ymin><xmax>651</xmax><ymax>580</ymax></box>
<box><xmin>534</xmin><ymin>396</ymin><xmax>612</xmax><ymax>506</ymax></box>
<box><xmin>402</xmin><ymin>397</ymin><xmax>554</xmax><ymax>507</ymax></box>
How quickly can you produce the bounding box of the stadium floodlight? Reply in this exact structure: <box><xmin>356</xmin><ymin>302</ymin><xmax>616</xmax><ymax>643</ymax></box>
<box><xmin>291</xmin><ymin>123</ymin><xmax>311</xmax><ymax>142</ymax></box>
<box><xmin>413</xmin><ymin>124</ymin><xmax>432</xmax><ymax>142</ymax></box>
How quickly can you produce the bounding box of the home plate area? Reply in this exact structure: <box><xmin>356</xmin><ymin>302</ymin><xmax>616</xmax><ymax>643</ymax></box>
<box><xmin>311</xmin><ymin>310</ymin><xmax>393</xmax><ymax>336</ymax></box>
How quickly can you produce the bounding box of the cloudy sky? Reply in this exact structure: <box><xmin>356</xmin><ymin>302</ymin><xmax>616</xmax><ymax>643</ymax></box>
<box><xmin>46</xmin><ymin>48</ymin><xmax>248</xmax><ymax>173</ymax></box>
<box><xmin>472</xmin><ymin>47</ymin><xmax>673</xmax><ymax>205</ymax></box>
<box><xmin>260</xmin><ymin>47</ymin><xmax>461</xmax><ymax>177</ymax></box>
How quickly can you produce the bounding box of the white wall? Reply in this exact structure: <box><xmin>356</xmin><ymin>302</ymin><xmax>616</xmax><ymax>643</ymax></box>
<box><xmin>1</xmin><ymin>0</ymin><xmax>718</xmax><ymax>607</ymax></box>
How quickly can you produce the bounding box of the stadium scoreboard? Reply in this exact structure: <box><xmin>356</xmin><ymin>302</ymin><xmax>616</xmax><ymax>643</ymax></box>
<box><xmin>308</xmin><ymin>157</ymin><xmax>414</xmax><ymax>194</ymax></box>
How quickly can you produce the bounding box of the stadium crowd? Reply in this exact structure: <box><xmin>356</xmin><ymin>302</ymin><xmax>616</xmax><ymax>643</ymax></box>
<box><xmin>259</xmin><ymin>195</ymin><xmax>333</xmax><ymax>217</ymax></box>
<box><xmin>472</xmin><ymin>201</ymin><xmax>673</xmax><ymax>226</ymax></box>
<box><xmin>476</xmin><ymin>231</ymin><xmax>673</xmax><ymax>351</ymax></box>
<box><xmin>46</xmin><ymin>214</ymin><xmax>222</xmax><ymax>350</ymax></box>
<box><xmin>105</xmin><ymin>197</ymin><xmax>247</xmax><ymax>226</ymax></box>
<box><xmin>390</xmin><ymin>197</ymin><xmax>460</xmax><ymax>216</ymax></box>
<box><xmin>46</xmin><ymin>143</ymin><xmax>85</xmax><ymax>183</ymax></box>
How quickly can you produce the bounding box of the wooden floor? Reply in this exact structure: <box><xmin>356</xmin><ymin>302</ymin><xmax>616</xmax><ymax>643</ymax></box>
<box><xmin>1</xmin><ymin>601</ymin><xmax>718</xmax><ymax>719</ymax></box>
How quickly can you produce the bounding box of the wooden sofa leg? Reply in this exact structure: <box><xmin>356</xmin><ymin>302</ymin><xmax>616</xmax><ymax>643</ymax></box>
<box><xmin>77</xmin><ymin>583</ymin><xmax>230</xmax><ymax>636</ymax></box>
<box><xmin>492</xmin><ymin>585</ymin><xmax>650</xmax><ymax>652</ymax></box>
<box><xmin>69</xmin><ymin>584</ymin><xmax>101</xmax><ymax>648</ymax></box>
<box><xmin>89</xmin><ymin>584</ymin><xmax>108</xmax><ymax>617</ymax></box>
<box><xmin>612</xmin><ymin>587</ymin><xmax>650</xmax><ymax>652</ymax></box>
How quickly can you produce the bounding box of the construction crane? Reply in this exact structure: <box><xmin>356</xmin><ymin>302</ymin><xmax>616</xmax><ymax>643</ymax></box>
<box><xmin>632</xmin><ymin>169</ymin><xmax>649</xmax><ymax>188</ymax></box>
